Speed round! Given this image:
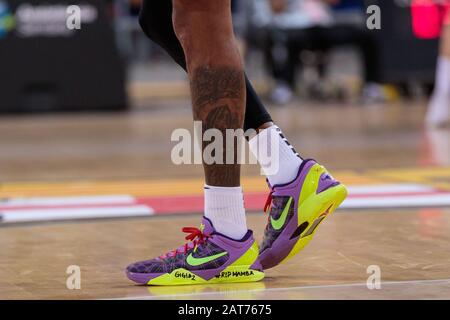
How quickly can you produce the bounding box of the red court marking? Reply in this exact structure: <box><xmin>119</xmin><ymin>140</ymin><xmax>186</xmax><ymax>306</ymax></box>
<box><xmin>135</xmin><ymin>193</ymin><xmax>266</xmax><ymax>214</ymax></box>
<box><xmin>135</xmin><ymin>190</ymin><xmax>450</xmax><ymax>214</ymax></box>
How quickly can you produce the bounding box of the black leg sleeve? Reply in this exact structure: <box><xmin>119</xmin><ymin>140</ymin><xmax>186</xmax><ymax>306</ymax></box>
<box><xmin>138</xmin><ymin>0</ymin><xmax>272</xmax><ymax>131</ymax></box>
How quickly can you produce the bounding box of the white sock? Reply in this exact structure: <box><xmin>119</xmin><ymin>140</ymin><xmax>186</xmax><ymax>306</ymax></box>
<box><xmin>204</xmin><ymin>185</ymin><xmax>247</xmax><ymax>240</ymax></box>
<box><xmin>249</xmin><ymin>125</ymin><xmax>303</xmax><ymax>186</ymax></box>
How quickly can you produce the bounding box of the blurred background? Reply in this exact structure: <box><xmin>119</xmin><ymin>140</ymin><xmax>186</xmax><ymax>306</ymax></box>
<box><xmin>0</xmin><ymin>0</ymin><xmax>448</xmax><ymax>195</ymax></box>
<box><xmin>0</xmin><ymin>0</ymin><xmax>442</xmax><ymax>112</ymax></box>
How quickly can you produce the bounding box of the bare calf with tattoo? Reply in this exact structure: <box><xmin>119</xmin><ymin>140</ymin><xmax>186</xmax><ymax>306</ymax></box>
<box><xmin>191</xmin><ymin>67</ymin><xmax>244</xmax><ymax>187</ymax></box>
<box><xmin>173</xmin><ymin>0</ymin><xmax>246</xmax><ymax>189</ymax></box>
<box><xmin>172</xmin><ymin>0</ymin><xmax>249</xmax><ymax>242</ymax></box>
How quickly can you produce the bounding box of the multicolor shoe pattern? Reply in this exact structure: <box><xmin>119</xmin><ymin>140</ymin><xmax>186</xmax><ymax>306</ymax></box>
<box><xmin>259</xmin><ymin>159</ymin><xmax>348</xmax><ymax>270</ymax></box>
<box><xmin>126</xmin><ymin>217</ymin><xmax>264</xmax><ymax>285</ymax></box>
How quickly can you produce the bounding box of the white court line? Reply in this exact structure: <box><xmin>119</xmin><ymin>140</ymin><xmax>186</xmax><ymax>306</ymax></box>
<box><xmin>346</xmin><ymin>184</ymin><xmax>435</xmax><ymax>194</ymax></box>
<box><xmin>2</xmin><ymin>193</ymin><xmax>450</xmax><ymax>223</ymax></box>
<box><xmin>0</xmin><ymin>184</ymin><xmax>435</xmax><ymax>207</ymax></box>
<box><xmin>0</xmin><ymin>206</ymin><xmax>154</xmax><ymax>223</ymax></box>
<box><xmin>112</xmin><ymin>278</ymin><xmax>450</xmax><ymax>300</ymax></box>
<box><xmin>1</xmin><ymin>184</ymin><xmax>449</xmax><ymax>224</ymax></box>
<box><xmin>0</xmin><ymin>195</ymin><xmax>135</xmax><ymax>207</ymax></box>
<box><xmin>341</xmin><ymin>194</ymin><xmax>450</xmax><ymax>209</ymax></box>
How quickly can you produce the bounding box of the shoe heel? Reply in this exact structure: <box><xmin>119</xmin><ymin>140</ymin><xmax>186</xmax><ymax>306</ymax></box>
<box><xmin>282</xmin><ymin>183</ymin><xmax>348</xmax><ymax>264</ymax></box>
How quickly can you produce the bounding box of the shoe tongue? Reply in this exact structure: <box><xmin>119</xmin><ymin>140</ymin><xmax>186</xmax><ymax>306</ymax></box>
<box><xmin>201</xmin><ymin>217</ymin><xmax>215</xmax><ymax>235</ymax></box>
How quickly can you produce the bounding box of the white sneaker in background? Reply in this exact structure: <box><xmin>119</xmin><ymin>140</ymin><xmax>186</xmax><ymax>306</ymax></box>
<box><xmin>361</xmin><ymin>83</ymin><xmax>387</xmax><ymax>105</ymax></box>
<box><xmin>426</xmin><ymin>92</ymin><xmax>450</xmax><ymax>128</ymax></box>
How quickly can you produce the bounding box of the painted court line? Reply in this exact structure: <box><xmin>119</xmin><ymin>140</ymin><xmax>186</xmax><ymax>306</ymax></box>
<box><xmin>1</xmin><ymin>184</ymin><xmax>450</xmax><ymax>223</ymax></box>
<box><xmin>343</xmin><ymin>194</ymin><xmax>450</xmax><ymax>209</ymax></box>
<box><xmin>346</xmin><ymin>184</ymin><xmax>434</xmax><ymax>194</ymax></box>
<box><xmin>0</xmin><ymin>195</ymin><xmax>135</xmax><ymax>207</ymax></box>
<box><xmin>0</xmin><ymin>206</ymin><xmax>154</xmax><ymax>223</ymax></box>
<box><xmin>113</xmin><ymin>278</ymin><xmax>450</xmax><ymax>300</ymax></box>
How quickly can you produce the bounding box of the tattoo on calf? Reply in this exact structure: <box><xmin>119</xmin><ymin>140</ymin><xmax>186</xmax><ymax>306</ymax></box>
<box><xmin>204</xmin><ymin>104</ymin><xmax>237</xmax><ymax>131</ymax></box>
<box><xmin>191</xmin><ymin>66</ymin><xmax>243</xmax><ymax>110</ymax></box>
<box><xmin>191</xmin><ymin>66</ymin><xmax>245</xmax><ymax>186</ymax></box>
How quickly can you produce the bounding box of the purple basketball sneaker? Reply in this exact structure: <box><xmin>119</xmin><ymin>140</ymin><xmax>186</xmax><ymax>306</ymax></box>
<box><xmin>126</xmin><ymin>217</ymin><xmax>264</xmax><ymax>285</ymax></box>
<box><xmin>259</xmin><ymin>159</ymin><xmax>348</xmax><ymax>270</ymax></box>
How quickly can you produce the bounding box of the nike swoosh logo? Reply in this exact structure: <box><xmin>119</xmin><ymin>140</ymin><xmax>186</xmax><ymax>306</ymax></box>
<box><xmin>186</xmin><ymin>251</ymin><xmax>228</xmax><ymax>267</ymax></box>
<box><xmin>270</xmin><ymin>197</ymin><xmax>292</xmax><ymax>230</ymax></box>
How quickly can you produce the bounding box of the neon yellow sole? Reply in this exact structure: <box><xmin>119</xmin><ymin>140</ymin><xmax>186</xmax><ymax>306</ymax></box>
<box><xmin>280</xmin><ymin>183</ymin><xmax>348</xmax><ymax>264</ymax></box>
<box><xmin>148</xmin><ymin>266</ymin><xmax>265</xmax><ymax>286</ymax></box>
<box><xmin>147</xmin><ymin>241</ymin><xmax>265</xmax><ymax>286</ymax></box>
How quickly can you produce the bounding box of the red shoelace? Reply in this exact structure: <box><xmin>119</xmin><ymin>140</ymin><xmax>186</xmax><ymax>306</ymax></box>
<box><xmin>264</xmin><ymin>191</ymin><xmax>274</xmax><ymax>213</ymax></box>
<box><xmin>159</xmin><ymin>227</ymin><xmax>210</xmax><ymax>259</ymax></box>
<box><xmin>264</xmin><ymin>191</ymin><xmax>275</xmax><ymax>231</ymax></box>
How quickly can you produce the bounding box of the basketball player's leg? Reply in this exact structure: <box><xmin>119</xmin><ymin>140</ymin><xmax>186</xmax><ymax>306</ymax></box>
<box><xmin>137</xmin><ymin>0</ymin><xmax>309</xmax><ymax>189</ymax></box>
<box><xmin>427</xmin><ymin>7</ymin><xmax>450</xmax><ymax>127</ymax></box>
<box><xmin>126</xmin><ymin>0</ymin><xmax>264</xmax><ymax>285</ymax></box>
<box><xmin>172</xmin><ymin>0</ymin><xmax>244</xmax><ymax>187</ymax></box>
<box><xmin>127</xmin><ymin>0</ymin><xmax>347</xmax><ymax>280</ymax></box>
<box><xmin>245</xmin><ymin>30</ymin><xmax>347</xmax><ymax>270</ymax></box>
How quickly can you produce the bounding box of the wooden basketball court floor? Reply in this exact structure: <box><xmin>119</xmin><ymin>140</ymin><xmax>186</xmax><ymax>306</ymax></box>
<box><xmin>1</xmin><ymin>101</ymin><xmax>450</xmax><ymax>300</ymax></box>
